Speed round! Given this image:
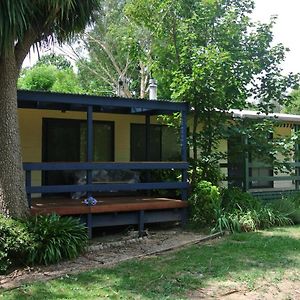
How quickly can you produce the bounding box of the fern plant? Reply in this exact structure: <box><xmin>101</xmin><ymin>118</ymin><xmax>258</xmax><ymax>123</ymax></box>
<box><xmin>26</xmin><ymin>214</ymin><xmax>88</xmax><ymax>265</ymax></box>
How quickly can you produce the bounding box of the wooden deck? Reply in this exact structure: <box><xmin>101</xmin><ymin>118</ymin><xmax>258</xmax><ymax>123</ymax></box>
<box><xmin>30</xmin><ymin>196</ymin><xmax>188</xmax><ymax>216</ymax></box>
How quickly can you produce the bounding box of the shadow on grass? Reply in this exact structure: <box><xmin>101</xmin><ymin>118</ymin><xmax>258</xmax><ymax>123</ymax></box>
<box><xmin>3</xmin><ymin>226</ymin><xmax>300</xmax><ymax>300</ymax></box>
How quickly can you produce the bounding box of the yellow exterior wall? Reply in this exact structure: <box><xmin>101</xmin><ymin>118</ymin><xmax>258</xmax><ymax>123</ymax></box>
<box><xmin>18</xmin><ymin>109</ymin><xmax>158</xmax><ymax>162</ymax></box>
<box><xmin>18</xmin><ymin>108</ymin><xmax>157</xmax><ymax>188</ymax></box>
<box><xmin>19</xmin><ymin>107</ymin><xmax>296</xmax><ymax>192</ymax></box>
<box><xmin>274</xmin><ymin>126</ymin><xmax>291</xmax><ymax>138</ymax></box>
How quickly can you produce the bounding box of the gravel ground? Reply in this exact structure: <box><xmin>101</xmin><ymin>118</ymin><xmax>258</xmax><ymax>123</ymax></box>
<box><xmin>0</xmin><ymin>226</ymin><xmax>214</xmax><ymax>290</ymax></box>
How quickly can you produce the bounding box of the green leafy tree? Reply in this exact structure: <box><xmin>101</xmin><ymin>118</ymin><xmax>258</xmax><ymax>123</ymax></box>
<box><xmin>18</xmin><ymin>61</ymin><xmax>84</xmax><ymax>94</ymax></box>
<box><xmin>18</xmin><ymin>65</ymin><xmax>57</xmax><ymax>91</ymax></box>
<box><xmin>126</xmin><ymin>0</ymin><xmax>195</xmax><ymax>99</ymax></box>
<box><xmin>0</xmin><ymin>1</ymin><xmax>99</xmax><ymax>218</ymax></box>
<box><xmin>127</xmin><ymin>0</ymin><xmax>299</xmax><ymax>185</ymax></box>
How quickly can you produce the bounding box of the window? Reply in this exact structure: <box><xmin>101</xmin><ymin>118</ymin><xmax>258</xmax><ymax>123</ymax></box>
<box><xmin>227</xmin><ymin>134</ymin><xmax>273</xmax><ymax>189</ymax></box>
<box><xmin>130</xmin><ymin>124</ymin><xmax>180</xmax><ymax>161</ymax></box>
<box><xmin>249</xmin><ymin>155</ymin><xmax>273</xmax><ymax>189</ymax></box>
<box><xmin>42</xmin><ymin>118</ymin><xmax>114</xmax><ymax>188</ymax></box>
<box><xmin>227</xmin><ymin>135</ymin><xmax>244</xmax><ymax>188</ymax></box>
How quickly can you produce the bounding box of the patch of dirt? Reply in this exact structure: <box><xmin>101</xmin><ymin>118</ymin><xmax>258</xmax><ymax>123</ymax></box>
<box><xmin>188</xmin><ymin>275</ymin><xmax>300</xmax><ymax>299</ymax></box>
<box><xmin>0</xmin><ymin>227</ymin><xmax>218</xmax><ymax>291</ymax></box>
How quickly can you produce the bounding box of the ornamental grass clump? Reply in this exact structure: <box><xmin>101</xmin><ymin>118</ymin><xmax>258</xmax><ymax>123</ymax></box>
<box><xmin>26</xmin><ymin>214</ymin><xmax>88</xmax><ymax>265</ymax></box>
<box><xmin>269</xmin><ymin>193</ymin><xmax>300</xmax><ymax>224</ymax></box>
<box><xmin>213</xmin><ymin>207</ymin><xmax>292</xmax><ymax>234</ymax></box>
<box><xmin>212</xmin><ymin>189</ymin><xmax>293</xmax><ymax>233</ymax></box>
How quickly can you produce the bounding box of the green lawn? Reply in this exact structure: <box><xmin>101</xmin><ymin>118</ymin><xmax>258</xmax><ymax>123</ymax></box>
<box><xmin>1</xmin><ymin>226</ymin><xmax>300</xmax><ymax>299</ymax></box>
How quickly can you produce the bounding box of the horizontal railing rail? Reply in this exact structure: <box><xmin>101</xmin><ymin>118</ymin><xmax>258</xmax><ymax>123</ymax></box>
<box><xmin>220</xmin><ymin>161</ymin><xmax>300</xmax><ymax>187</ymax></box>
<box><xmin>220</xmin><ymin>162</ymin><xmax>300</xmax><ymax>168</ymax></box>
<box><xmin>248</xmin><ymin>162</ymin><xmax>300</xmax><ymax>168</ymax></box>
<box><xmin>221</xmin><ymin>175</ymin><xmax>300</xmax><ymax>182</ymax></box>
<box><xmin>23</xmin><ymin>161</ymin><xmax>189</xmax><ymax>171</ymax></box>
<box><xmin>249</xmin><ymin>175</ymin><xmax>300</xmax><ymax>181</ymax></box>
<box><xmin>27</xmin><ymin>182</ymin><xmax>189</xmax><ymax>194</ymax></box>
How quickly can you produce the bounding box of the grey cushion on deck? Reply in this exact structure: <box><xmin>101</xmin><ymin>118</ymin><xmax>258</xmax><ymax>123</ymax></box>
<box><xmin>71</xmin><ymin>170</ymin><xmax>140</xmax><ymax>199</ymax></box>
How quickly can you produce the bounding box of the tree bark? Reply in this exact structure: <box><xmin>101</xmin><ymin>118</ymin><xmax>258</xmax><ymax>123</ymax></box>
<box><xmin>0</xmin><ymin>55</ymin><xmax>29</xmax><ymax>218</ymax></box>
<box><xmin>139</xmin><ymin>61</ymin><xmax>146</xmax><ymax>99</ymax></box>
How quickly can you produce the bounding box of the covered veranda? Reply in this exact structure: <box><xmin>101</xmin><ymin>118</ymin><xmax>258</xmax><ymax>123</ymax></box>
<box><xmin>18</xmin><ymin>90</ymin><xmax>189</xmax><ymax>237</ymax></box>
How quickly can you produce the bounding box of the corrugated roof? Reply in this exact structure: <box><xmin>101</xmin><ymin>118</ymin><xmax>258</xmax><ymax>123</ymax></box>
<box><xmin>17</xmin><ymin>90</ymin><xmax>188</xmax><ymax>115</ymax></box>
<box><xmin>229</xmin><ymin>109</ymin><xmax>300</xmax><ymax>124</ymax></box>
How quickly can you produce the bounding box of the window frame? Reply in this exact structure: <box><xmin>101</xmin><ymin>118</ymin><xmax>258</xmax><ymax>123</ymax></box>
<box><xmin>130</xmin><ymin>123</ymin><xmax>180</xmax><ymax>162</ymax></box>
<box><xmin>42</xmin><ymin>117</ymin><xmax>115</xmax><ymax>163</ymax></box>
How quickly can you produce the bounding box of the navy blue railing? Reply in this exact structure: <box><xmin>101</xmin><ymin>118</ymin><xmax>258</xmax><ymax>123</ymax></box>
<box><xmin>23</xmin><ymin>162</ymin><xmax>189</xmax><ymax>208</ymax></box>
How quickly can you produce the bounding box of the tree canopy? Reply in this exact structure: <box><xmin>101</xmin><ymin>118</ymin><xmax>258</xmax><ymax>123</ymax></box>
<box><xmin>18</xmin><ymin>55</ymin><xmax>84</xmax><ymax>94</ymax></box>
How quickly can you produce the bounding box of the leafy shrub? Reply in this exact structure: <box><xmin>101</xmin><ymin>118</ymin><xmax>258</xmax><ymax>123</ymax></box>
<box><xmin>221</xmin><ymin>187</ymin><xmax>261</xmax><ymax>212</ymax></box>
<box><xmin>189</xmin><ymin>158</ymin><xmax>225</xmax><ymax>186</ymax></box>
<box><xmin>189</xmin><ymin>181</ymin><xmax>221</xmax><ymax>226</ymax></box>
<box><xmin>26</xmin><ymin>214</ymin><xmax>88</xmax><ymax>265</ymax></box>
<box><xmin>0</xmin><ymin>215</ymin><xmax>32</xmax><ymax>274</ymax></box>
<box><xmin>289</xmin><ymin>192</ymin><xmax>300</xmax><ymax>207</ymax></box>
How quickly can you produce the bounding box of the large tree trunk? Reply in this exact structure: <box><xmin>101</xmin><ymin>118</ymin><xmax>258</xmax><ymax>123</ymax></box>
<box><xmin>0</xmin><ymin>55</ymin><xmax>28</xmax><ymax>218</ymax></box>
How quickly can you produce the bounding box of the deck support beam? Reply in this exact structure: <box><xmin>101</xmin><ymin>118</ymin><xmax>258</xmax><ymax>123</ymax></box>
<box><xmin>87</xmin><ymin>213</ymin><xmax>93</xmax><ymax>239</ymax></box>
<box><xmin>138</xmin><ymin>210</ymin><xmax>145</xmax><ymax>236</ymax></box>
<box><xmin>180</xmin><ymin>207</ymin><xmax>187</xmax><ymax>226</ymax></box>
<box><xmin>86</xmin><ymin>106</ymin><xmax>94</xmax><ymax>238</ymax></box>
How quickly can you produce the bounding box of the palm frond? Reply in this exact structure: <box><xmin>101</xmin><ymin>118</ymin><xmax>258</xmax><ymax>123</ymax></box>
<box><xmin>0</xmin><ymin>0</ymin><xmax>31</xmax><ymax>55</ymax></box>
<box><xmin>0</xmin><ymin>0</ymin><xmax>101</xmax><ymax>56</ymax></box>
